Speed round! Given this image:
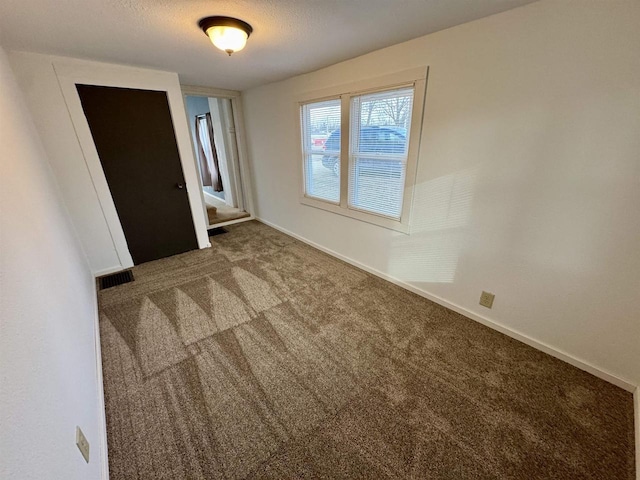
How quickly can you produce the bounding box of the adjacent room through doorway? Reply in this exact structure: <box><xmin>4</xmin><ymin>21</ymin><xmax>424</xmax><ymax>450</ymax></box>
<box><xmin>185</xmin><ymin>94</ymin><xmax>250</xmax><ymax>227</ymax></box>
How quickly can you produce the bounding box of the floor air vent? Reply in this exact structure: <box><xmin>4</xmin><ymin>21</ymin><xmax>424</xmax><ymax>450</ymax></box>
<box><xmin>207</xmin><ymin>227</ymin><xmax>228</xmax><ymax>237</ymax></box>
<box><xmin>99</xmin><ymin>270</ymin><xmax>134</xmax><ymax>290</ymax></box>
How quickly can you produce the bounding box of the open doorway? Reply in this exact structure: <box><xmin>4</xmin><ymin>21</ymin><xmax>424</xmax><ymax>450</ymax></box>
<box><xmin>185</xmin><ymin>93</ymin><xmax>250</xmax><ymax>227</ymax></box>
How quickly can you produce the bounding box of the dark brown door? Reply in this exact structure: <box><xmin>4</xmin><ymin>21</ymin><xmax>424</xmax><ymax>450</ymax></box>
<box><xmin>76</xmin><ymin>84</ymin><xmax>198</xmax><ymax>265</ymax></box>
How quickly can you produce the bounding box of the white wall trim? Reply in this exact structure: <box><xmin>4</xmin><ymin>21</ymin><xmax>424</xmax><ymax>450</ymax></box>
<box><xmin>91</xmin><ymin>289</ymin><xmax>109</xmax><ymax>479</ymax></box>
<box><xmin>229</xmin><ymin>95</ymin><xmax>255</xmax><ymax>217</ymax></box>
<box><xmin>53</xmin><ymin>58</ymin><xmax>211</xmax><ymax>272</ymax></box>
<box><xmin>94</xmin><ymin>265</ymin><xmax>130</xmax><ymax>278</ymax></box>
<box><xmin>207</xmin><ymin>99</ymin><xmax>236</xmax><ymax>208</ymax></box>
<box><xmin>180</xmin><ymin>84</ymin><xmax>255</xmax><ymax>221</ymax></box>
<box><xmin>635</xmin><ymin>388</ymin><xmax>639</xmax><ymax>480</ymax></box>
<box><xmin>181</xmin><ymin>85</ymin><xmax>240</xmax><ymax>99</ymax></box>
<box><xmin>256</xmin><ymin>216</ymin><xmax>637</xmax><ymax>393</ymax></box>
<box><xmin>203</xmin><ymin>191</ymin><xmax>221</xmax><ymax>206</ymax></box>
<box><xmin>207</xmin><ymin>215</ymin><xmax>255</xmax><ymax>230</ymax></box>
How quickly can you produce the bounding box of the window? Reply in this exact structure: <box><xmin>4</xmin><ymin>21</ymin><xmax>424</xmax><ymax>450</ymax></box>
<box><xmin>349</xmin><ymin>87</ymin><xmax>413</xmax><ymax>219</ymax></box>
<box><xmin>300</xmin><ymin>99</ymin><xmax>341</xmax><ymax>203</ymax></box>
<box><xmin>298</xmin><ymin>68</ymin><xmax>427</xmax><ymax>233</ymax></box>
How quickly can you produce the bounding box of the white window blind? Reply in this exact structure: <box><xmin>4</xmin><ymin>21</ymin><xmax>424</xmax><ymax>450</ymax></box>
<box><xmin>348</xmin><ymin>87</ymin><xmax>414</xmax><ymax>219</ymax></box>
<box><xmin>301</xmin><ymin>99</ymin><xmax>341</xmax><ymax>203</ymax></box>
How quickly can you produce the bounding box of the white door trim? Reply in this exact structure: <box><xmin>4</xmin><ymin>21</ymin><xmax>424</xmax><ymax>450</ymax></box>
<box><xmin>54</xmin><ymin>60</ymin><xmax>211</xmax><ymax>269</ymax></box>
<box><xmin>181</xmin><ymin>85</ymin><xmax>255</xmax><ymax>220</ymax></box>
<box><xmin>206</xmin><ymin>98</ymin><xmax>236</xmax><ymax>208</ymax></box>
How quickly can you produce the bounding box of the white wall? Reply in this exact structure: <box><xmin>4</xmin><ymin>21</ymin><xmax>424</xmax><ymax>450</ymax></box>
<box><xmin>242</xmin><ymin>0</ymin><xmax>640</xmax><ymax>388</ymax></box>
<box><xmin>186</xmin><ymin>94</ymin><xmax>211</xmax><ymax>118</ymax></box>
<box><xmin>8</xmin><ymin>52</ymin><xmax>210</xmax><ymax>275</ymax></box>
<box><xmin>8</xmin><ymin>51</ymin><xmax>119</xmax><ymax>273</ymax></box>
<box><xmin>0</xmin><ymin>46</ymin><xmax>106</xmax><ymax>479</ymax></box>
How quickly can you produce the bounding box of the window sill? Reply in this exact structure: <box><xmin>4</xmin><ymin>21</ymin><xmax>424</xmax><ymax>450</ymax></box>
<box><xmin>300</xmin><ymin>195</ymin><xmax>410</xmax><ymax>234</ymax></box>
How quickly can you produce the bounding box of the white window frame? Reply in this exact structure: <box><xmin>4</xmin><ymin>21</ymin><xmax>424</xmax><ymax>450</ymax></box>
<box><xmin>300</xmin><ymin>98</ymin><xmax>342</xmax><ymax>205</ymax></box>
<box><xmin>297</xmin><ymin>67</ymin><xmax>428</xmax><ymax>234</ymax></box>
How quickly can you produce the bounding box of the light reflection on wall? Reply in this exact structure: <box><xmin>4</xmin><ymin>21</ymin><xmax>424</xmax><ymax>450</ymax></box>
<box><xmin>388</xmin><ymin>168</ymin><xmax>478</xmax><ymax>283</ymax></box>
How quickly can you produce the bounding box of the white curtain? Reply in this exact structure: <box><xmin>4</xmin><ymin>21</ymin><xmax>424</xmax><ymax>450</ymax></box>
<box><xmin>195</xmin><ymin>113</ymin><xmax>223</xmax><ymax>191</ymax></box>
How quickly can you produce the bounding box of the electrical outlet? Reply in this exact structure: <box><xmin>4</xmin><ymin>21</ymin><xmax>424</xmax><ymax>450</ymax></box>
<box><xmin>479</xmin><ymin>291</ymin><xmax>495</xmax><ymax>309</ymax></box>
<box><xmin>76</xmin><ymin>426</ymin><xmax>90</xmax><ymax>463</ymax></box>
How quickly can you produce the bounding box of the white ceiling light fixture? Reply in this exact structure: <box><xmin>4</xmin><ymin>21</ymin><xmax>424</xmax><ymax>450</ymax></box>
<box><xmin>199</xmin><ymin>16</ymin><xmax>253</xmax><ymax>56</ymax></box>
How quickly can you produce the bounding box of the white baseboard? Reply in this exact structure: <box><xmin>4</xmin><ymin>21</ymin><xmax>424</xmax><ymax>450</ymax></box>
<box><xmin>92</xmin><ymin>290</ymin><xmax>110</xmax><ymax>479</ymax></box>
<box><xmin>203</xmin><ymin>190</ymin><xmax>236</xmax><ymax>209</ymax></box>
<box><xmin>207</xmin><ymin>215</ymin><xmax>255</xmax><ymax>230</ymax></box>
<box><xmin>203</xmin><ymin>190</ymin><xmax>220</xmax><ymax>206</ymax></box>
<box><xmin>256</xmin><ymin>217</ymin><xmax>637</xmax><ymax>393</ymax></box>
<box><xmin>94</xmin><ymin>265</ymin><xmax>128</xmax><ymax>277</ymax></box>
<box><xmin>635</xmin><ymin>388</ymin><xmax>639</xmax><ymax>480</ymax></box>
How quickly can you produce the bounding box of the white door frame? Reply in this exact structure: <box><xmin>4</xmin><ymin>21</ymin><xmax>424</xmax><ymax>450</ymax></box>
<box><xmin>205</xmin><ymin>97</ymin><xmax>236</xmax><ymax>208</ymax></box>
<box><xmin>54</xmin><ymin>60</ymin><xmax>211</xmax><ymax>269</ymax></box>
<box><xmin>181</xmin><ymin>85</ymin><xmax>255</xmax><ymax>227</ymax></box>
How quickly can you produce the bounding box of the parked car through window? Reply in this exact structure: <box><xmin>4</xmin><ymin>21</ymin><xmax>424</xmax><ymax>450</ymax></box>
<box><xmin>321</xmin><ymin>126</ymin><xmax>406</xmax><ymax>178</ymax></box>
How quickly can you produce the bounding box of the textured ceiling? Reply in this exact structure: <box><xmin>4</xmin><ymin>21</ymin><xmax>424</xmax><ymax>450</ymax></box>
<box><xmin>0</xmin><ymin>0</ymin><xmax>536</xmax><ymax>90</ymax></box>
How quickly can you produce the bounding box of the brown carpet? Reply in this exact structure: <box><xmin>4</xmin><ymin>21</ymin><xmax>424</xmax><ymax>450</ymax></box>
<box><xmin>98</xmin><ymin>220</ymin><xmax>635</xmax><ymax>480</ymax></box>
<box><xmin>207</xmin><ymin>204</ymin><xmax>250</xmax><ymax>225</ymax></box>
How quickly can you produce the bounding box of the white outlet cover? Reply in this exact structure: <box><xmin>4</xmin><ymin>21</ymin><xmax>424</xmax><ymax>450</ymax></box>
<box><xmin>75</xmin><ymin>426</ymin><xmax>90</xmax><ymax>463</ymax></box>
<box><xmin>480</xmin><ymin>291</ymin><xmax>495</xmax><ymax>309</ymax></box>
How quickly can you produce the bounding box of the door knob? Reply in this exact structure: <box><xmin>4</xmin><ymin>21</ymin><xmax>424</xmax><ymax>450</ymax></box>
<box><xmin>176</xmin><ymin>183</ymin><xmax>185</xmax><ymax>189</ymax></box>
